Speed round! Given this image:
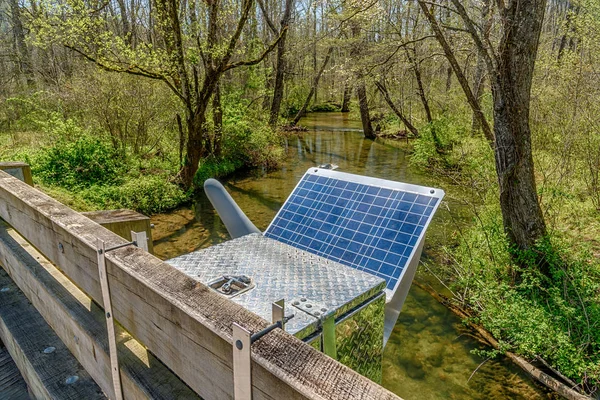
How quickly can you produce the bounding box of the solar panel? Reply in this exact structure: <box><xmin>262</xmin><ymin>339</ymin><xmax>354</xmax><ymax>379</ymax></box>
<box><xmin>265</xmin><ymin>168</ymin><xmax>444</xmax><ymax>295</ymax></box>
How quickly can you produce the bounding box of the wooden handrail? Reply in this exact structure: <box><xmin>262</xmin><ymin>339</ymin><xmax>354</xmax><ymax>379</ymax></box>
<box><xmin>0</xmin><ymin>170</ymin><xmax>401</xmax><ymax>400</ymax></box>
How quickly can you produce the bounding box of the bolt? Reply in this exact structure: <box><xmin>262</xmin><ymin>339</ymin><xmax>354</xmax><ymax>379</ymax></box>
<box><xmin>321</xmin><ymin>308</ymin><xmax>327</xmax><ymax>312</ymax></box>
<box><xmin>65</xmin><ymin>376</ymin><xmax>79</xmax><ymax>385</ymax></box>
<box><xmin>314</xmin><ymin>311</ymin><xmax>321</xmax><ymax>317</ymax></box>
<box><xmin>236</xmin><ymin>340</ymin><xmax>243</xmax><ymax>350</ymax></box>
<box><xmin>106</xmin><ymin>312</ymin><xmax>110</xmax><ymax>319</ymax></box>
<box><xmin>0</xmin><ymin>287</ymin><xmax>9</xmax><ymax>292</ymax></box>
<box><xmin>300</xmin><ymin>298</ymin><xmax>307</xmax><ymax>302</ymax></box>
<box><xmin>305</xmin><ymin>304</ymin><xmax>312</xmax><ymax>308</ymax></box>
<box><xmin>293</xmin><ymin>301</ymin><xmax>300</xmax><ymax>306</ymax></box>
<box><xmin>43</xmin><ymin>346</ymin><xmax>56</xmax><ymax>354</ymax></box>
<box><xmin>58</xmin><ymin>243</ymin><xmax>64</xmax><ymax>253</ymax></box>
<box><xmin>430</xmin><ymin>189</ymin><xmax>435</xmax><ymax>194</ymax></box>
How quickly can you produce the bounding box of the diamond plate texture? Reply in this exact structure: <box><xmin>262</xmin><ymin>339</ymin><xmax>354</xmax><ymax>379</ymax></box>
<box><xmin>166</xmin><ymin>233</ymin><xmax>385</xmax><ymax>337</ymax></box>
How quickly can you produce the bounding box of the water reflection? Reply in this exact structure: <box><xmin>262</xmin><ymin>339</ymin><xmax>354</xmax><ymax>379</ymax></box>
<box><xmin>151</xmin><ymin>113</ymin><xmax>550</xmax><ymax>399</ymax></box>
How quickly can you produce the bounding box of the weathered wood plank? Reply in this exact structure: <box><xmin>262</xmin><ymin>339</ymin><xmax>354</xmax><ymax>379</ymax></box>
<box><xmin>0</xmin><ymin>163</ymin><xmax>33</xmax><ymax>187</ymax></box>
<box><xmin>82</xmin><ymin>209</ymin><xmax>154</xmax><ymax>254</ymax></box>
<box><xmin>0</xmin><ymin>171</ymin><xmax>401</xmax><ymax>400</ymax></box>
<box><xmin>0</xmin><ymin>268</ymin><xmax>106</xmax><ymax>400</ymax></box>
<box><xmin>0</xmin><ymin>220</ymin><xmax>200</xmax><ymax>400</ymax></box>
<box><xmin>0</xmin><ymin>342</ymin><xmax>31</xmax><ymax>400</ymax></box>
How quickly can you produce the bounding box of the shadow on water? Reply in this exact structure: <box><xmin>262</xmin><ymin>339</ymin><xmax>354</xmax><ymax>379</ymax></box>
<box><xmin>152</xmin><ymin>112</ymin><xmax>552</xmax><ymax>399</ymax></box>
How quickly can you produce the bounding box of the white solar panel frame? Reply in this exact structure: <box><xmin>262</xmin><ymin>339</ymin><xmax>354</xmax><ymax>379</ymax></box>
<box><xmin>265</xmin><ymin>167</ymin><xmax>445</xmax><ymax>302</ymax></box>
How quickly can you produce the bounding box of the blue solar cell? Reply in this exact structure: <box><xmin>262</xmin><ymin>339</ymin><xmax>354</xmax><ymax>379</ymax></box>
<box><xmin>264</xmin><ymin>169</ymin><xmax>441</xmax><ymax>292</ymax></box>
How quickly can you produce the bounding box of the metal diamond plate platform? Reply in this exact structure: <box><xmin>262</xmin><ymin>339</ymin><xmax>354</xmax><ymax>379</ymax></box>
<box><xmin>166</xmin><ymin>233</ymin><xmax>385</xmax><ymax>338</ymax></box>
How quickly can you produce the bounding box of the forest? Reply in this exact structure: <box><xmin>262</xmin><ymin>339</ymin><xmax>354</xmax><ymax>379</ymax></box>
<box><xmin>1</xmin><ymin>0</ymin><xmax>599</xmax><ymax>397</ymax></box>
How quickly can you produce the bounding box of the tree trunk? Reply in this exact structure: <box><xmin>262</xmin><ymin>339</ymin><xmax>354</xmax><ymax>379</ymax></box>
<box><xmin>268</xmin><ymin>0</ymin><xmax>293</xmax><ymax>127</ymax></box>
<box><xmin>419</xmin><ymin>0</ymin><xmax>548</xmax><ymax>261</ymax></box>
<box><xmin>349</xmin><ymin>18</ymin><xmax>374</xmax><ymax>140</ymax></box>
<box><xmin>357</xmin><ymin>80</ymin><xmax>375</xmax><ymax>139</ymax></box>
<box><xmin>405</xmin><ymin>47</ymin><xmax>433</xmax><ymax>123</ymax></box>
<box><xmin>8</xmin><ymin>0</ymin><xmax>34</xmax><ymax>87</ymax></box>
<box><xmin>471</xmin><ymin>0</ymin><xmax>492</xmax><ymax>134</ymax></box>
<box><xmin>375</xmin><ymin>81</ymin><xmax>419</xmax><ymax>136</ymax></box>
<box><xmin>292</xmin><ymin>47</ymin><xmax>333</xmax><ymax>125</ymax></box>
<box><xmin>212</xmin><ymin>83</ymin><xmax>223</xmax><ymax>157</ymax></box>
<box><xmin>445</xmin><ymin>66</ymin><xmax>452</xmax><ymax>92</ymax></box>
<box><xmin>492</xmin><ymin>0</ymin><xmax>548</xmax><ymax>255</ymax></box>
<box><xmin>557</xmin><ymin>2</ymin><xmax>577</xmax><ymax>60</ymax></box>
<box><xmin>116</xmin><ymin>0</ymin><xmax>131</xmax><ymax>45</ymax></box>
<box><xmin>341</xmin><ymin>82</ymin><xmax>352</xmax><ymax>112</ymax></box>
<box><xmin>418</xmin><ymin>1</ymin><xmax>494</xmax><ymax>144</ymax></box>
<box><xmin>180</xmin><ymin>109</ymin><xmax>208</xmax><ymax>188</ymax></box>
<box><xmin>471</xmin><ymin>54</ymin><xmax>485</xmax><ymax>133</ymax></box>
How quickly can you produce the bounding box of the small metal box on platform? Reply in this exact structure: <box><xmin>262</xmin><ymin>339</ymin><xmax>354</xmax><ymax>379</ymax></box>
<box><xmin>167</xmin><ymin>233</ymin><xmax>386</xmax><ymax>381</ymax></box>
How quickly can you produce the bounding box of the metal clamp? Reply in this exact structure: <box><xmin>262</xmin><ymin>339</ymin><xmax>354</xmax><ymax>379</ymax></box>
<box><xmin>232</xmin><ymin>299</ymin><xmax>294</xmax><ymax>400</ymax></box>
<box><xmin>96</xmin><ymin>231</ymin><xmax>147</xmax><ymax>400</ymax></box>
<box><xmin>208</xmin><ymin>274</ymin><xmax>254</xmax><ymax>297</ymax></box>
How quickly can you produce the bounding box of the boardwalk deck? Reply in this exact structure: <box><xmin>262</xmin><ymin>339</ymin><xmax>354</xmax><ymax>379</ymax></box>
<box><xmin>0</xmin><ymin>343</ymin><xmax>30</xmax><ymax>400</ymax></box>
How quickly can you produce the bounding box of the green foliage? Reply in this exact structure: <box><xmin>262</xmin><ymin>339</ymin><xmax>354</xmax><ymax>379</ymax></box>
<box><xmin>442</xmin><ymin>170</ymin><xmax>600</xmax><ymax>390</ymax></box>
<box><xmin>80</xmin><ymin>176</ymin><xmax>188</xmax><ymax>215</ymax></box>
<box><xmin>35</xmin><ymin>134</ymin><xmax>125</xmax><ymax>188</ymax></box>
<box><xmin>220</xmin><ymin>91</ymin><xmax>284</xmax><ymax>168</ymax></box>
<box><xmin>193</xmin><ymin>157</ymin><xmax>242</xmax><ymax>187</ymax></box>
<box><xmin>410</xmin><ymin>118</ymin><xmax>464</xmax><ymax>169</ymax></box>
<box><xmin>309</xmin><ymin>102</ymin><xmax>341</xmax><ymax>112</ymax></box>
<box><xmin>456</xmin><ymin>230</ymin><xmax>600</xmax><ymax>387</ymax></box>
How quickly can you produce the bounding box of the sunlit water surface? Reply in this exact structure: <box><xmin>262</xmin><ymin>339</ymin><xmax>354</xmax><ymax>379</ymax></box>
<box><xmin>151</xmin><ymin>113</ymin><xmax>552</xmax><ymax>399</ymax></box>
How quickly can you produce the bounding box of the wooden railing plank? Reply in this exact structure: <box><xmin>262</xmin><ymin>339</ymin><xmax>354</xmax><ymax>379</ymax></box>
<box><xmin>0</xmin><ymin>220</ymin><xmax>200</xmax><ymax>399</ymax></box>
<box><xmin>0</xmin><ymin>171</ymin><xmax>401</xmax><ymax>400</ymax></box>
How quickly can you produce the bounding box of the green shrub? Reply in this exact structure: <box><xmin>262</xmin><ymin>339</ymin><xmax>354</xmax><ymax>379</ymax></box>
<box><xmin>448</xmin><ymin>205</ymin><xmax>600</xmax><ymax>388</ymax></box>
<box><xmin>309</xmin><ymin>102</ymin><xmax>340</xmax><ymax>112</ymax></box>
<box><xmin>193</xmin><ymin>157</ymin><xmax>243</xmax><ymax>187</ymax></box>
<box><xmin>81</xmin><ymin>176</ymin><xmax>188</xmax><ymax>215</ymax></box>
<box><xmin>221</xmin><ymin>92</ymin><xmax>284</xmax><ymax>169</ymax></box>
<box><xmin>35</xmin><ymin>134</ymin><xmax>125</xmax><ymax>188</ymax></box>
<box><xmin>410</xmin><ymin>118</ymin><xmax>462</xmax><ymax>169</ymax></box>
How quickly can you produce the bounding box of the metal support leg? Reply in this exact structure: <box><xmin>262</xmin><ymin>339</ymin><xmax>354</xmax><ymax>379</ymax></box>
<box><xmin>321</xmin><ymin>313</ymin><xmax>337</xmax><ymax>359</ymax></box>
<box><xmin>232</xmin><ymin>299</ymin><xmax>289</xmax><ymax>400</ymax></box>
<box><xmin>232</xmin><ymin>323</ymin><xmax>252</xmax><ymax>400</ymax></box>
<box><xmin>131</xmin><ymin>230</ymin><xmax>148</xmax><ymax>252</ymax></box>
<box><xmin>96</xmin><ymin>233</ymin><xmax>146</xmax><ymax>400</ymax></box>
<box><xmin>97</xmin><ymin>239</ymin><xmax>124</xmax><ymax>400</ymax></box>
<box><xmin>272</xmin><ymin>299</ymin><xmax>284</xmax><ymax>327</ymax></box>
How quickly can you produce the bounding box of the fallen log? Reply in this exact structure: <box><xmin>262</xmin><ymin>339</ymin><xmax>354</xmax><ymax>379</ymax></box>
<box><xmin>413</xmin><ymin>280</ymin><xmax>593</xmax><ymax>400</ymax></box>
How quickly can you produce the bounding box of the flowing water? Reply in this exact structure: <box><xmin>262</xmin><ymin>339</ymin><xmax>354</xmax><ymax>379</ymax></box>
<box><xmin>151</xmin><ymin>113</ymin><xmax>553</xmax><ymax>399</ymax></box>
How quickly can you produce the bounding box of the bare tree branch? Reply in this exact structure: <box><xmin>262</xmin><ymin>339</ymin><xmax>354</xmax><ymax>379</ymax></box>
<box><xmin>417</xmin><ymin>0</ymin><xmax>495</xmax><ymax>145</ymax></box>
<box><xmin>65</xmin><ymin>45</ymin><xmax>186</xmax><ymax>105</ymax></box>
<box><xmin>222</xmin><ymin>27</ymin><xmax>287</xmax><ymax>72</ymax></box>
<box><xmin>449</xmin><ymin>0</ymin><xmax>497</xmax><ymax>73</ymax></box>
<box><xmin>256</xmin><ymin>0</ymin><xmax>278</xmax><ymax>35</ymax></box>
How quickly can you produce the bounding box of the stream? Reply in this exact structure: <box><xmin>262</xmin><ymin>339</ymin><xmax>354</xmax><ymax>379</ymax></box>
<box><xmin>151</xmin><ymin>113</ymin><xmax>553</xmax><ymax>399</ymax></box>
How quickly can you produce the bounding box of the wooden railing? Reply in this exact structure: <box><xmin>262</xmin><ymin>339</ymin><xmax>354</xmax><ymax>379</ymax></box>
<box><xmin>0</xmin><ymin>170</ymin><xmax>401</xmax><ymax>400</ymax></box>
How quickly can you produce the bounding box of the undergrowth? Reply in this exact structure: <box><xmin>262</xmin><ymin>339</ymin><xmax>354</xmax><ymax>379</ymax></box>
<box><xmin>1</xmin><ymin>89</ymin><xmax>285</xmax><ymax>215</ymax></box>
<box><xmin>410</xmin><ymin>116</ymin><xmax>600</xmax><ymax>394</ymax></box>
